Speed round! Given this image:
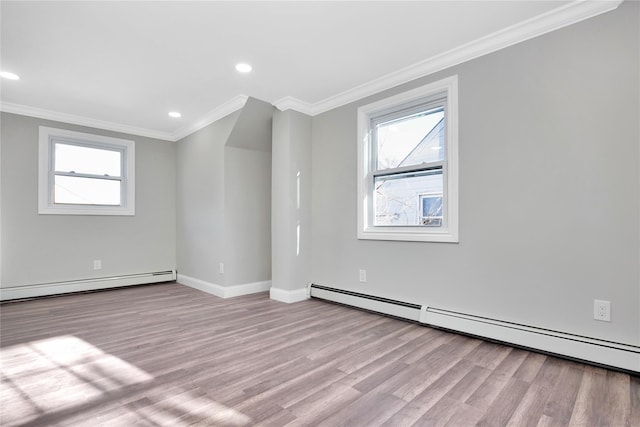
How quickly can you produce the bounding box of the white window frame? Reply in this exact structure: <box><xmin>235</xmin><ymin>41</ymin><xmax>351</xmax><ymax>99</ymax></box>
<box><xmin>357</xmin><ymin>75</ymin><xmax>458</xmax><ymax>242</ymax></box>
<box><xmin>38</xmin><ymin>126</ymin><xmax>135</xmax><ymax>215</ymax></box>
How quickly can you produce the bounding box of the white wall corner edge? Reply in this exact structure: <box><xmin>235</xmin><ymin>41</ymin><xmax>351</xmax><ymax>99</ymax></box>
<box><xmin>177</xmin><ymin>273</ymin><xmax>270</xmax><ymax>298</ymax></box>
<box><xmin>269</xmin><ymin>286</ymin><xmax>310</xmax><ymax>304</ymax></box>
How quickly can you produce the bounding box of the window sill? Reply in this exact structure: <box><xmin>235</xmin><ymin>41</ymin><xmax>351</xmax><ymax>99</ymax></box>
<box><xmin>358</xmin><ymin>227</ymin><xmax>458</xmax><ymax>243</ymax></box>
<box><xmin>38</xmin><ymin>205</ymin><xmax>135</xmax><ymax>216</ymax></box>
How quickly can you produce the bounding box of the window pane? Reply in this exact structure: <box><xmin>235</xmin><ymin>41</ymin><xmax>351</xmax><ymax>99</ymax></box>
<box><xmin>55</xmin><ymin>143</ymin><xmax>122</xmax><ymax>176</ymax></box>
<box><xmin>420</xmin><ymin>194</ymin><xmax>443</xmax><ymax>226</ymax></box>
<box><xmin>54</xmin><ymin>176</ymin><xmax>121</xmax><ymax>206</ymax></box>
<box><xmin>374</xmin><ymin>170</ymin><xmax>443</xmax><ymax>226</ymax></box>
<box><xmin>376</xmin><ymin>107</ymin><xmax>444</xmax><ymax>170</ymax></box>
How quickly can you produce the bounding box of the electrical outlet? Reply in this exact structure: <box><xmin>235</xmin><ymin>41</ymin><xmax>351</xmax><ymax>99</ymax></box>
<box><xmin>219</xmin><ymin>263</ymin><xmax>224</xmax><ymax>274</ymax></box>
<box><xmin>359</xmin><ymin>269</ymin><xmax>366</xmax><ymax>282</ymax></box>
<box><xmin>93</xmin><ymin>260</ymin><xmax>102</xmax><ymax>270</ymax></box>
<box><xmin>594</xmin><ymin>300</ymin><xmax>611</xmax><ymax>322</ymax></box>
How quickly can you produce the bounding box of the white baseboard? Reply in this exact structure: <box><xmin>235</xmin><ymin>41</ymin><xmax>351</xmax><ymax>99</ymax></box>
<box><xmin>270</xmin><ymin>286</ymin><xmax>309</xmax><ymax>303</ymax></box>
<box><xmin>226</xmin><ymin>280</ymin><xmax>272</xmax><ymax>298</ymax></box>
<box><xmin>0</xmin><ymin>270</ymin><xmax>176</xmax><ymax>301</ymax></box>
<box><xmin>177</xmin><ymin>274</ymin><xmax>271</xmax><ymax>298</ymax></box>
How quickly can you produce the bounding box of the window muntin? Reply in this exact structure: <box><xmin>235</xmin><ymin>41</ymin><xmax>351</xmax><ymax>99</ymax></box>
<box><xmin>357</xmin><ymin>75</ymin><xmax>458</xmax><ymax>242</ymax></box>
<box><xmin>38</xmin><ymin>127</ymin><xmax>135</xmax><ymax>215</ymax></box>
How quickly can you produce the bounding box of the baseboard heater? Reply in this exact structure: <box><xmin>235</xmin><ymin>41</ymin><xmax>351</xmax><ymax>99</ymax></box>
<box><xmin>309</xmin><ymin>284</ymin><xmax>640</xmax><ymax>374</ymax></box>
<box><xmin>0</xmin><ymin>270</ymin><xmax>176</xmax><ymax>301</ymax></box>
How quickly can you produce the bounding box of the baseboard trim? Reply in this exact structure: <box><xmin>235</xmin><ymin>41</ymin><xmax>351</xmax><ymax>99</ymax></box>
<box><xmin>0</xmin><ymin>270</ymin><xmax>176</xmax><ymax>301</ymax></box>
<box><xmin>309</xmin><ymin>284</ymin><xmax>640</xmax><ymax>373</ymax></box>
<box><xmin>269</xmin><ymin>286</ymin><xmax>309</xmax><ymax>303</ymax></box>
<box><xmin>422</xmin><ymin>307</ymin><xmax>640</xmax><ymax>374</ymax></box>
<box><xmin>177</xmin><ymin>274</ymin><xmax>271</xmax><ymax>298</ymax></box>
<box><xmin>226</xmin><ymin>280</ymin><xmax>272</xmax><ymax>298</ymax></box>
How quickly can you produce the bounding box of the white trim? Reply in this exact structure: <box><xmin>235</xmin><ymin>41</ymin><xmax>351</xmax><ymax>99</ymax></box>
<box><xmin>177</xmin><ymin>274</ymin><xmax>224</xmax><ymax>297</ymax></box>
<box><xmin>357</xmin><ymin>76</ymin><xmax>459</xmax><ymax>243</ymax></box>
<box><xmin>0</xmin><ymin>96</ymin><xmax>248</xmax><ymax>143</ymax></box>
<box><xmin>0</xmin><ymin>102</ymin><xmax>174</xmax><ymax>141</ymax></box>
<box><xmin>225</xmin><ymin>280</ymin><xmax>272</xmax><ymax>298</ymax></box>
<box><xmin>309</xmin><ymin>285</ymin><xmax>640</xmax><ymax>373</ymax></box>
<box><xmin>177</xmin><ymin>273</ymin><xmax>271</xmax><ymax>298</ymax></box>
<box><xmin>0</xmin><ymin>2</ymin><xmax>621</xmax><ymax>138</ymax></box>
<box><xmin>272</xmin><ymin>96</ymin><xmax>314</xmax><ymax>116</ymax></box>
<box><xmin>0</xmin><ymin>270</ymin><xmax>176</xmax><ymax>301</ymax></box>
<box><xmin>172</xmin><ymin>95</ymin><xmax>248</xmax><ymax>141</ymax></box>
<box><xmin>281</xmin><ymin>0</ymin><xmax>622</xmax><ymax>116</ymax></box>
<box><xmin>38</xmin><ymin>126</ymin><xmax>136</xmax><ymax>216</ymax></box>
<box><xmin>269</xmin><ymin>287</ymin><xmax>309</xmax><ymax>304</ymax></box>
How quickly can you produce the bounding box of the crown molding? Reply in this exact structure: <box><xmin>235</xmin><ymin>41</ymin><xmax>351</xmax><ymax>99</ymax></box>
<box><xmin>272</xmin><ymin>96</ymin><xmax>314</xmax><ymax>116</ymax></box>
<box><xmin>172</xmin><ymin>95</ymin><xmax>248</xmax><ymax>141</ymax></box>
<box><xmin>0</xmin><ymin>96</ymin><xmax>249</xmax><ymax>142</ymax></box>
<box><xmin>0</xmin><ymin>1</ymin><xmax>622</xmax><ymax>134</ymax></box>
<box><xmin>286</xmin><ymin>0</ymin><xmax>623</xmax><ymax>116</ymax></box>
<box><xmin>0</xmin><ymin>101</ymin><xmax>175</xmax><ymax>141</ymax></box>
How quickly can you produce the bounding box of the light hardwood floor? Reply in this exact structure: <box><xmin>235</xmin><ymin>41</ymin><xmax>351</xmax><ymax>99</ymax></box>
<box><xmin>1</xmin><ymin>283</ymin><xmax>638</xmax><ymax>426</ymax></box>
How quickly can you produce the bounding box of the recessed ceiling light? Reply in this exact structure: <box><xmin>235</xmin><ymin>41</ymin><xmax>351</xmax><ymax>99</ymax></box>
<box><xmin>168</xmin><ymin>111</ymin><xmax>182</xmax><ymax>118</ymax></box>
<box><xmin>235</xmin><ymin>63</ymin><xmax>252</xmax><ymax>73</ymax></box>
<box><xmin>0</xmin><ymin>71</ymin><xmax>20</xmax><ymax>80</ymax></box>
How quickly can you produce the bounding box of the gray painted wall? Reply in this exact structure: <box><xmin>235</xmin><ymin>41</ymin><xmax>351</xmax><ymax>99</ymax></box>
<box><xmin>310</xmin><ymin>2</ymin><xmax>639</xmax><ymax>345</ymax></box>
<box><xmin>272</xmin><ymin>110</ymin><xmax>312</xmax><ymax>292</ymax></box>
<box><xmin>176</xmin><ymin>110</ymin><xmax>238</xmax><ymax>284</ymax></box>
<box><xmin>1</xmin><ymin>112</ymin><xmax>176</xmax><ymax>287</ymax></box>
<box><xmin>176</xmin><ymin>98</ymin><xmax>273</xmax><ymax>287</ymax></box>
<box><xmin>224</xmin><ymin>146</ymin><xmax>271</xmax><ymax>285</ymax></box>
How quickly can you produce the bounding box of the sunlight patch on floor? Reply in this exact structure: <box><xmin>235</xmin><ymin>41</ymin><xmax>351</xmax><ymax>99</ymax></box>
<box><xmin>1</xmin><ymin>335</ymin><xmax>153</xmax><ymax>425</ymax></box>
<box><xmin>1</xmin><ymin>335</ymin><xmax>251</xmax><ymax>426</ymax></box>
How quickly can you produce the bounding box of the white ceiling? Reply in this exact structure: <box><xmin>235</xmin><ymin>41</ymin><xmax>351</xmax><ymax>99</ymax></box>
<box><xmin>0</xmin><ymin>1</ymin><xmax>618</xmax><ymax>141</ymax></box>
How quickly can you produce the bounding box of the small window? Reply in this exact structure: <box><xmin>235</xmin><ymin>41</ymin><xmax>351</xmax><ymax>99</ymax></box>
<box><xmin>38</xmin><ymin>127</ymin><xmax>135</xmax><ymax>215</ymax></box>
<box><xmin>357</xmin><ymin>76</ymin><xmax>458</xmax><ymax>242</ymax></box>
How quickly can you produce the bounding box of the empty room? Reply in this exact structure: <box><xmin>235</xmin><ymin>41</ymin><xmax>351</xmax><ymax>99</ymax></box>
<box><xmin>1</xmin><ymin>1</ymin><xmax>638</xmax><ymax>426</ymax></box>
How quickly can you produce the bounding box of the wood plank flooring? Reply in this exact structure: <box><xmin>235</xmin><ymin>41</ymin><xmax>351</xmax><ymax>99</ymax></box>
<box><xmin>1</xmin><ymin>283</ymin><xmax>638</xmax><ymax>426</ymax></box>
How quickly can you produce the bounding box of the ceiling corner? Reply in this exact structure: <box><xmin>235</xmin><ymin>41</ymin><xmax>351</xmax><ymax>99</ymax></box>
<box><xmin>272</xmin><ymin>97</ymin><xmax>315</xmax><ymax>116</ymax></box>
<box><xmin>307</xmin><ymin>0</ymin><xmax>624</xmax><ymax>116</ymax></box>
<box><xmin>0</xmin><ymin>101</ymin><xmax>175</xmax><ymax>141</ymax></box>
<box><xmin>172</xmin><ymin>95</ymin><xmax>249</xmax><ymax>141</ymax></box>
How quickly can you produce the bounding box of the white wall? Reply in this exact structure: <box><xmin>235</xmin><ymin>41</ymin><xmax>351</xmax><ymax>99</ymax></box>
<box><xmin>1</xmin><ymin>112</ymin><xmax>176</xmax><ymax>288</ymax></box>
<box><xmin>310</xmin><ymin>2</ymin><xmax>639</xmax><ymax>345</ymax></box>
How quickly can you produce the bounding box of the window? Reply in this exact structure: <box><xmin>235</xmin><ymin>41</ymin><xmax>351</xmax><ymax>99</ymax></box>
<box><xmin>38</xmin><ymin>127</ymin><xmax>135</xmax><ymax>215</ymax></box>
<box><xmin>357</xmin><ymin>76</ymin><xmax>458</xmax><ymax>242</ymax></box>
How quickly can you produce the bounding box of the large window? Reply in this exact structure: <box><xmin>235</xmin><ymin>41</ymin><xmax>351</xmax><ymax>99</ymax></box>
<box><xmin>38</xmin><ymin>127</ymin><xmax>135</xmax><ymax>215</ymax></box>
<box><xmin>357</xmin><ymin>76</ymin><xmax>458</xmax><ymax>242</ymax></box>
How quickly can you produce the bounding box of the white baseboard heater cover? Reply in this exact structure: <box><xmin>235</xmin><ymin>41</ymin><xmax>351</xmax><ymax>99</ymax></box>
<box><xmin>309</xmin><ymin>284</ymin><xmax>640</xmax><ymax>374</ymax></box>
<box><xmin>0</xmin><ymin>270</ymin><xmax>176</xmax><ymax>301</ymax></box>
